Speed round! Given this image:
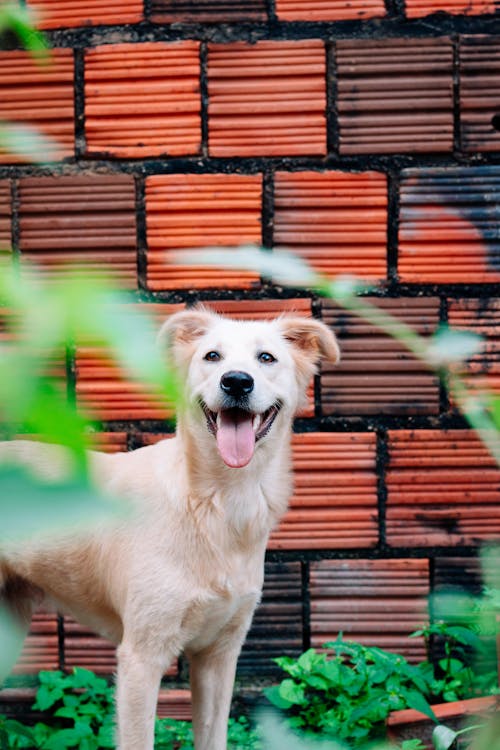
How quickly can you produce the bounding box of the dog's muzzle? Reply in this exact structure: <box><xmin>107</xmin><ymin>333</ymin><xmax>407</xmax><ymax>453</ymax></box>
<box><xmin>200</xmin><ymin>398</ymin><xmax>282</xmax><ymax>469</ymax></box>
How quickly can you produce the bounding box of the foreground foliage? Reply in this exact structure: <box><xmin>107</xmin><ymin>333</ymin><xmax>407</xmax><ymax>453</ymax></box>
<box><xmin>0</xmin><ymin>669</ymin><xmax>259</xmax><ymax>749</ymax></box>
<box><xmin>266</xmin><ymin>631</ymin><xmax>498</xmax><ymax>748</ymax></box>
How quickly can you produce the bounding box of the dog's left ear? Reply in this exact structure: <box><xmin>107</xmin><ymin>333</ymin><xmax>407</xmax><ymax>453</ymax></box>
<box><xmin>158</xmin><ymin>308</ymin><xmax>214</xmax><ymax>348</ymax></box>
<box><xmin>278</xmin><ymin>316</ymin><xmax>340</xmax><ymax>368</ymax></box>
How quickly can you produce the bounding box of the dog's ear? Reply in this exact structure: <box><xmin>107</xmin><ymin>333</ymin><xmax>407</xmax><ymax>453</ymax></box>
<box><xmin>278</xmin><ymin>316</ymin><xmax>340</xmax><ymax>367</ymax></box>
<box><xmin>158</xmin><ymin>308</ymin><xmax>214</xmax><ymax>349</ymax></box>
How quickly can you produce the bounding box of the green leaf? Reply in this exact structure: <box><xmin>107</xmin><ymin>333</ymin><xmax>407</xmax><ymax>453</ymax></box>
<box><xmin>488</xmin><ymin>396</ymin><xmax>500</xmax><ymax>430</ymax></box>
<box><xmin>0</xmin><ymin>3</ymin><xmax>49</xmax><ymax>58</ymax></box>
<box><xmin>278</xmin><ymin>679</ymin><xmax>306</xmax><ymax>706</ymax></box>
<box><xmin>432</xmin><ymin>724</ymin><xmax>458</xmax><ymax>750</ymax></box>
<box><xmin>297</xmin><ymin>649</ymin><xmax>320</xmax><ymax>673</ymax></box>
<box><xmin>264</xmin><ymin>685</ymin><xmax>294</xmax><ymax>710</ymax></box>
<box><xmin>34</xmin><ymin>684</ymin><xmax>64</xmax><ymax>712</ymax></box>
<box><xmin>402</xmin><ymin>690</ymin><xmax>437</xmax><ymax>723</ymax></box>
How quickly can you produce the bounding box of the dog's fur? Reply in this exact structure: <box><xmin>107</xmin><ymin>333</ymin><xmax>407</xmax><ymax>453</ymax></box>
<box><xmin>0</xmin><ymin>309</ymin><xmax>339</xmax><ymax>750</ymax></box>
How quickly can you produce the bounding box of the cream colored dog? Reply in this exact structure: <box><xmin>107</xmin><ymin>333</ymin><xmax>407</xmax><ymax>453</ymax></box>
<box><xmin>0</xmin><ymin>308</ymin><xmax>339</xmax><ymax>750</ymax></box>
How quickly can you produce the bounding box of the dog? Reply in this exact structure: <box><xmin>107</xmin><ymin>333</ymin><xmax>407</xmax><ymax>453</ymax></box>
<box><xmin>0</xmin><ymin>308</ymin><xmax>339</xmax><ymax>750</ymax></box>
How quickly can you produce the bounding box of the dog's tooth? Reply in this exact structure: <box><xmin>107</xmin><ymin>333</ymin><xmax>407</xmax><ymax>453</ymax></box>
<box><xmin>253</xmin><ymin>414</ymin><xmax>262</xmax><ymax>432</ymax></box>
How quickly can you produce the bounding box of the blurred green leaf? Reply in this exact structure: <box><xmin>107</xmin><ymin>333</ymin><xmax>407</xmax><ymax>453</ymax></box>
<box><xmin>175</xmin><ymin>246</ymin><xmax>321</xmax><ymax>287</ymax></box>
<box><xmin>0</xmin><ymin>466</ymin><xmax>120</xmax><ymax>541</ymax></box>
<box><xmin>489</xmin><ymin>396</ymin><xmax>500</xmax><ymax>431</ymax></box>
<box><xmin>426</xmin><ymin>326</ymin><xmax>483</xmax><ymax>367</ymax></box>
<box><xmin>0</xmin><ymin>122</ymin><xmax>58</xmax><ymax>163</ymax></box>
<box><xmin>0</xmin><ymin>606</ymin><xmax>25</xmax><ymax>683</ymax></box>
<box><xmin>432</xmin><ymin>724</ymin><xmax>458</xmax><ymax>750</ymax></box>
<box><xmin>0</xmin><ymin>2</ymin><xmax>49</xmax><ymax>59</ymax></box>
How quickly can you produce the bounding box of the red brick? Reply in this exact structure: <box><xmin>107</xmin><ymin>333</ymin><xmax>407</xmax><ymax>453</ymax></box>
<box><xmin>386</xmin><ymin>429</ymin><xmax>500</xmax><ymax>547</ymax></box>
<box><xmin>460</xmin><ymin>36</ymin><xmax>500</xmax><ymax>153</ymax></box>
<box><xmin>399</xmin><ymin>166</ymin><xmax>500</xmax><ymax>283</ymax></box>
<box><xmin>269</xmin><ymin>432</ymin><xmax>378</xmax><ymax>550</ymax></box>
<box><xmin>448</xmin><ymin>298</ymin><xmax>500</xmax><ymax>401</ymax></box>
<box><xmin>157</xmin><ymin>690</ymin><xmax>191</xmax><ymax>720</ymax></box>
<box><xmin>150</xmin><ymin>0</ymin><xmax>266</xmax><ymax>22</ymax></box>
<box><xmin>321</xmin><ymin>298</ymin><xmax>440</xmax><ymax>416</ymax></box>
<box><xmin>336</xmin><ymin>39</ymin><xmax>454</xmax><ymax>154</ymax></box>
<box><xmin>207</xmin><ymin>41</ymin><xmax>327</xmax><ymax>157</ymax></box>
<box><xmin>276</xmin><ymin>0</ymin><xmax>385</xmax><ymax>20</ymax></box>
<box><xmin>85</xmin><ymin>42</ymin><xmax>201</xmax><ymax>159</ymax></box>
<box><xmin>310</xmin><ymin>559</ymin><xmax>429</xmax><ymax>662</ymax></box>
<box><xmin>75</xmin><ymin>304</ymin><xmax>184</xmax><ymax>422</ymax></box>
<box><xmin>13</xmin><ymin>612</ymin><xmax>59</xmax><ymax>674</ymax></box>
<box><xmin>0</xmin><ymin>180</ymin><xmax>11</xmax><ymax>250</ymax></box>
<box><xmin>27</xmin><ymin>0</ymin><xmax>143</xmax><ymax>29</ymax></box>
<box><xmin>0</xmin><ymin>49</ymin><xmax>74</xmax><ymax>163</ymax></box>
<box><xmin>239</xmin><ymin>562</ymin><xmax>303</xmax><ymax>674</ymax></box>
<box><xmin>87</xmin><ymin>432</ymin><xmax>129</xmax><ymax>453</ymax></box>
<box><xmin>18</xmin><ymin>175</ymin><xmax>138</xmax><ymax>288</ymax></box>
<box><xmin>145</xmin><ymin>173</ymin><xmax>262</xmax><ymax>291</ymax></box>
<box><xmin>405</xmin><ymin>0</ymin><xmax>495</xmax><ymax>18</ymax></box>
<box><xmin>274</xmin><ymin>171</ymin><xmax>388</xmax><ymax>281</ymax></box>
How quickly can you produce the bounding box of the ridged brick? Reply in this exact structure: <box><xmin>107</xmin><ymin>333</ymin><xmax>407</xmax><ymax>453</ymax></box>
<box><xmin>13</xmin><ymin>612</ymin><xmax>59</xmax><ymax>674</ymax></box>
<box><xmin>405</xmin><ymin>0</ymin><xmax>496</xmax><ymax>16</ymax></box>
<box><xmin>75</xmin><ymin>304</ymin><xmax>184</xmax><ymax>422</ymax></box>
<box><xmin>336</xmin><ymin>39</ymin><xmax>454</xmax><ymax>154</ymax></box>
<box><xmin>239</xmin><ymin>562</ymin><xmax>303</xmax><ymax>673</ymax></box>
<box><xmin>88</xmin><ymin>432</ymin><xmax>128</xmax><ymax>453</ymax></box>
<box><xmin>18</xmin><ymin>175</ymin><xmax>138</xmax><ymax>288</ymax></box>
<box><xmin>276</xmin><ymin>0</ymin><xmax>385</xmax><ymax>20</ymax></box>
<box><xmin>320</xmin><ymin>298</ymin><xmax>440</xmax><ymax>416</ymax></box>
<box><xmin>150</xmin><ymin>0</ymin><xmax>266</xmax><ymax>22</ymax></box>
<box><xmin>85</xmin><ymin>42</ymin><xmax>201</xmax><ymax>158</ymax></box>
<box><xmin>273</xmin><ymin>171</ymin><xmax>388</xmax><ymax>281</ymax></box>
<box><xmin>145</xmin><ymin>174</ymin><xmax>262</xmax><ymax>290</ymax></box>
<box><xmin>157</xmin><ymin>690</ymin><xmax>192</xmax><ymax>720</ymax></box>
<box><xmin>0</xmin><ymin>180</ymin><xmax>11</xmax><ymax>250</ymax></box>
<box><xmin>0</xmin><ymin>49</ymin><xmax>74</xmax><ymax>163</ymax></box>
<box><xmin>460</xmin><ymin>36</ymin><xmax>500</xmax><ymax>153</ymax></box>
<box><xmin>386</xmin><ymin>430</ymin><xmax>500</xmax><ymax>547</ymax></box>
<box><xmin>207</xmin><ymin>41</ymin><xmax>327</xmax><ymax>157</ymax></box>
<box><xmin>310</xmin><ymin>559</ymin><xmax>428</xmax><ymax>661</ymax></box>
<box><xmin>27</xmin><ymin>0</ymin><xmax>143</xmax><ymax>28</ymax></box>
<box><xmin>399</xmin><ymin>166</ymin><xmax>500</xmax><ymax>283</ymax></box>
<box><xmin>269</xmin><ymin>432</ymin><xmax>378</xmax><ymax>550</ymax></box>
<box><xmin>448</xmin><ymin>298</ymin><xmax>500</xmax><ymax>399</ymax></box>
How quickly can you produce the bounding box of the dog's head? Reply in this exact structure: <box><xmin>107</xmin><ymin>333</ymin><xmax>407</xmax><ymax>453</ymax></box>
<box><xmin>160</xmin><ymin>308</ymin><xmax>339</xmax><ymax>469</ymax></box>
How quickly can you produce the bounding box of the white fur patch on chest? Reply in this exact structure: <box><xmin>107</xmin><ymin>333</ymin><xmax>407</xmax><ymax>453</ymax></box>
<box><xmin>184</xmin><ymin>584</ymin><xmax>260</xmax><ymax>653</ymax></box>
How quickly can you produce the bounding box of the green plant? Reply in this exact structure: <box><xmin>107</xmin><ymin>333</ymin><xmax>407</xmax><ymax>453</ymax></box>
<box><xmin>0</xmin><ymin>669</ymin><xmax>261</xmax><ymax>749</ymax></box>
<box><xmin>264</xmin><ymin>621</ymin><xmax>500</xmax><ymax>750</ymax></box>
<box><xmin>265</xmin><ymin>635</ymin><xmax>440</xmax><ymax>747</ymax></box>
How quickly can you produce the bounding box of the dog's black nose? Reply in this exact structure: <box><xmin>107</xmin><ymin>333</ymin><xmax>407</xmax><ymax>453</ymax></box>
<box><xmin>220</xmin><ymin>371</ymin><xmax>254</xmax><ymax>398</ymax></box>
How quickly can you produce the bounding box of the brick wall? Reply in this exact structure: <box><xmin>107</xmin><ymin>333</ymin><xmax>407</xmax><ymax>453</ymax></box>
<box><xmin>0</xmin><ymin>0</ymin><xmax>499</xmax><ymax>705</ymax></box>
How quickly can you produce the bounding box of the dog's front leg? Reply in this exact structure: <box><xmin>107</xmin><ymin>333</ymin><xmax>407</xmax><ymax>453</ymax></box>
<box><xmin>189</xmin><ymin>608</ymin><xmax>255</xmax><ymax>750</ymax></box>
<box><xmin>115</xmin><ymin>641</ymin><xmax>166</xmax><ymax>750</ymax></box>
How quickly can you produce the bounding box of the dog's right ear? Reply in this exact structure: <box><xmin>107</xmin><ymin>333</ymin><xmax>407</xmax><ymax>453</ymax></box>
<box><xmin>158</xmin><ymin>308</ymin><xmax>215</xmax><ymax>367</ymax></box>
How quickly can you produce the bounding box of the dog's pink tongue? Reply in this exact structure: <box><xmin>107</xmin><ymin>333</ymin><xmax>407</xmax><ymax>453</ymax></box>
<box><xmin>216</xmin><ymin>409</ymin><xmax>255</xmax><ymax>468</ymax></box>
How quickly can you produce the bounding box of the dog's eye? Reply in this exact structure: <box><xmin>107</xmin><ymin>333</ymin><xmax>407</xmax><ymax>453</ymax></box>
<box><xmin>258</xmin><ymin>352</ymin><xmax>276</xmax><ymax>364</ymax></box>
<box><xmin>204</xmin><ymin>351</ymin><xmax>221</xmax><ymax>362</ymax></box>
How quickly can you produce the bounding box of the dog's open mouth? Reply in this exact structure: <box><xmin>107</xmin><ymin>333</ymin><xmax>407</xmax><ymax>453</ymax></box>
<box><xmin>200</xmin><ymin>401</ymin><xmax>282</xmax><ymax>469</ymax></box>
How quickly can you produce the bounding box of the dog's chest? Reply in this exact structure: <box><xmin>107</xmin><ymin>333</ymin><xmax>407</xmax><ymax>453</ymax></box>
<box><xmin>184</xmin><ymin>570</ymin><xmax>261</xmax><ymax>652</ymax></box>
